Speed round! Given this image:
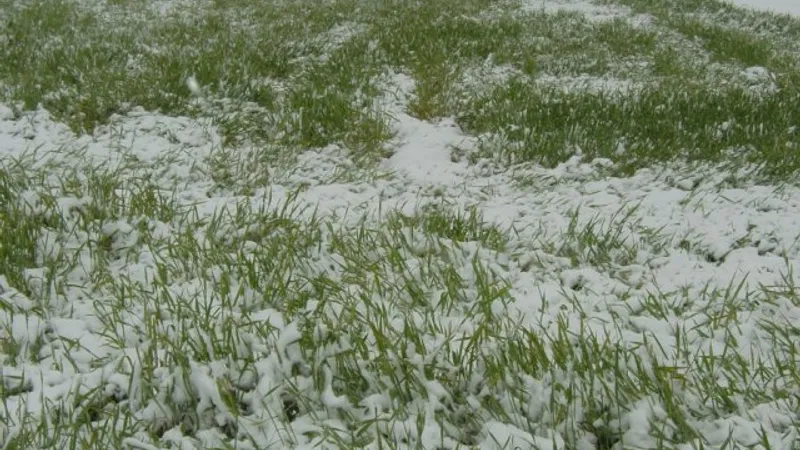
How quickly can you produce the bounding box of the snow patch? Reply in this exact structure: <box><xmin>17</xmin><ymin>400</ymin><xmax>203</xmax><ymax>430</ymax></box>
<box><xmin>725</xmin><ymin>0</ymin><xmax>800</xmax><ymax>16</ymax></box>
<box><xmin>377</xmin><ymin>72</ymin><xmax>474</xmax><ymax>186</ymax></box>
<box><xmin>519</xmin><ymin>0</ymin><xmax>648</xmax><ymax>25</ymax></box>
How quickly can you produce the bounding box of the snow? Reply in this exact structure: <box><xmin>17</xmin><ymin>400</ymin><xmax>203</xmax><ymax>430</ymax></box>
<box><xmin>519</xmin><ymin>0</ymin><xmax>653</xmax><ymax>27</ymax></box>
<box><xmin>520</xmin><ymin>0</ymin><xmax>631</xmax><ymax>22</ymax></box>
<box><xmin>4</xmin><ymin>82</ymin><xmax>799</xmax><ymax>447</ymax></box>
<box><xmin>522</xmin><ymin>0</ymin><xmax>800</xmax><ymax>18</ymax></box>
<box><xmin>185</xmin><ymin>76</ymin><xmax>202</xmax><ymax>96</ymax></box>
<box><xmin>725</xmin><ymin>0</ymin><xmax>800</xmax><ymax>16</ymax></box>
<box><xmin>379</xmin><ymin>73</ymin><xmax>471</xmax><ymax>186</ymax></box>
<box><xmin>6</xmin><ymin>83</ymin><xmax>800</xmax><ymax>447</ymax></box>
<box><xmin>2</xmin><ymin>4</ymin><xmax>800</xmax><ymax>450</ymax></box>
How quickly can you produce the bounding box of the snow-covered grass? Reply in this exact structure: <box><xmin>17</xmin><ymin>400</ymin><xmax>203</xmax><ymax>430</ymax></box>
<box><xmin>1</xmin><ymin>0</ymin><xmax>799</xmax><ymax>449</ymax></box>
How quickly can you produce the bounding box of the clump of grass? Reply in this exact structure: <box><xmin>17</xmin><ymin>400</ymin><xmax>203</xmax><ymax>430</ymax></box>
<box><xmin>277</xmin><ymin>36</ymin><xmax>394</xmax><ymax>163</ymax></box>
<box><xmin>0</xmin><ymin>166</ymin><xmax>63</xmax><ymax>296</ymax></box>
<box><xmin>548</xmin><ymin>206</ymin><xmax>644</xmax><ymax>270</ymax></box>
<box><xmin>387</xmin><ymin>204</ymin><xmax>509</xmax><ymax>253</ymax></box>
<box><xmin>669</xmin><ymin>16</ymin><xmax>776</xmax><ymax>67</ymax></box>
<box><xmin>368</xmin><ymin>0</ymin><xmax>524</xmax><ymax>120</ymax></box>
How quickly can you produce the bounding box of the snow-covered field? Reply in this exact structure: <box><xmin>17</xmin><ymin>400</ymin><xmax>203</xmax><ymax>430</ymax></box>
<box><xmin>1</xmin><ymin>0</ymin><xmax>799</xmax><ymax>449</ymax></box>
<box><xmin>725</xmin><ymin>0</ymin><xmax>800</xmax><ymax>16</ymax></box>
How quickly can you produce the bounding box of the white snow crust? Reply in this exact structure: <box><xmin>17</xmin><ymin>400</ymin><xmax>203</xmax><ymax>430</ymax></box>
<box><xmin>1</xmin><ymin>1</ymin><xmax>800</xmax><ymax>448</ymax></box>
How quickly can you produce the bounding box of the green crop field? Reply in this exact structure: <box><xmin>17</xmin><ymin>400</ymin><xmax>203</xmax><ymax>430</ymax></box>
<box><xmin>0</xmin><ymin>0</ymin><xmax>799</xmax><ymax>449</ymax></box>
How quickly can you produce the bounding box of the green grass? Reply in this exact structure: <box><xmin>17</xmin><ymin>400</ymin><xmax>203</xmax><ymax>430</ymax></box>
<box><xmin>459</xmin><ymin>76</ymin><xmax>800</xmax><ymax>176</ymax></box>
<box><xmin>2</xmin><ymin>0</ymin><xmax>799</xmax><ymax>178</ymax></box>
<box><xmin>1</xmin><ymin>0</ymin><xmax>800</xmax><ymax>449</ymax></box>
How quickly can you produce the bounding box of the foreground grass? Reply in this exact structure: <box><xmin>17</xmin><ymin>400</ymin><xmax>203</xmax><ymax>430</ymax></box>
<box><xmin>3</xmin><ymin>141</ymin><xmax>799</xmax><ymax>449</ymax></box>
<box><xmin>1</xmin><ymin>0</ymin><xmax>800</xmax><ymax>449</ymax></box>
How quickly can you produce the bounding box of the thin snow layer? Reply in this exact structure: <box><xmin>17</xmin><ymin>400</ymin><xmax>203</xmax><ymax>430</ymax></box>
<box><xmin>0</xmin><ymin>104</ymin><xmax>221</xmax><ymax>187</ymax></box>
<box><xmin>520</xmin><ymin>0</ymin><xmax>627</xmax><ymax>19</ymax></box>
<box><xmin>725</xmin><ymin>0</ymin><xmax>800</xmax><ymax>16</ymax></box>
<box><xmin>534</xmin><ymin>74</ymin><xmax>643</xmax><ymax>96</ymax></box>
<box><xmin>519</xmin><ymin>0</ymin><xmax>652</xmax><ymax>26</ymax></box>
<box><xmin>2</xmin><ymin>73</ymin><xmax>800</xmax><ymax>449</ymax></box>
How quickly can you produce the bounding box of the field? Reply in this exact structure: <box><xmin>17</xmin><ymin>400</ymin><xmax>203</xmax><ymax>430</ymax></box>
<box><xmin>1</xmin><ymin>0</ymin><xmax>800</xmax><ymax>449</ymax></box>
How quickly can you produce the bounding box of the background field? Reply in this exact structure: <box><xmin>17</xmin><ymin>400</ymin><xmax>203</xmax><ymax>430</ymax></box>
<box><xmin>1</xmin><ymin>0</ymin><xmax>799</xmax><ymax>449</ymax></box>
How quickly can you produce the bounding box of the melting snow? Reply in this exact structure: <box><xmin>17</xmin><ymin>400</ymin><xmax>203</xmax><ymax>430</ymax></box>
<box><xmin>2</xmin><ymin>12</ymin><xmax>800</xmax><ymax>448</ymax></box>
<box><xmin>3</xmin><ymin>83</ymin><xmax>800</xmax><ymax>447</ymax></box>
<box><xmin>725</xmin><ymin>0</ymin><xmax>800</xmax><ymax>16</ymax></box>
<box><xmin>519</xmin><ymin>0</ymin><xmax>650</xmax><ymax>26</ymax></box>
<box><xmin>379</xmin><ymin>73</ymin><xmax>472</xmax><ymax>186</ymax></box>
